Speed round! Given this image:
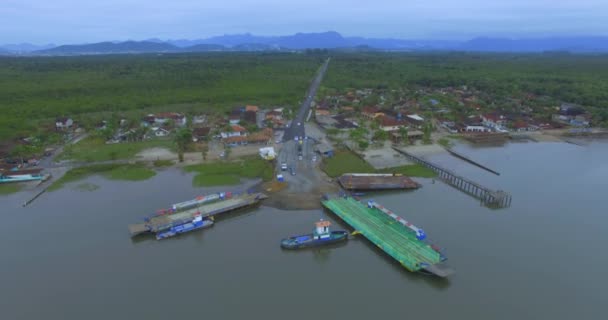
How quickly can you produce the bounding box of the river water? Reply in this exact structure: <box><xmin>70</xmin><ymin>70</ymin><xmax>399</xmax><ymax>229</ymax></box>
<box><xmin>1</xmin><ymin>141</ymin><xmax>606</xmax><ymax>320</ymax></box>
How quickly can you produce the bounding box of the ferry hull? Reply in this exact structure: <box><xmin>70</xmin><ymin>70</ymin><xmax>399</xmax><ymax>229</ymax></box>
<box><xmin>280</xmin><ymin>231</ymin><xmax>348</xmax><ymax>249</ymax></box>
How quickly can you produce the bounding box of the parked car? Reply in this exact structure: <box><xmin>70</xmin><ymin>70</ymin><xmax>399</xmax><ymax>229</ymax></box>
<box><xmin>290</xmin><ymin>167</ymin><xmax>296</xmax><ymax>175</ymax></box>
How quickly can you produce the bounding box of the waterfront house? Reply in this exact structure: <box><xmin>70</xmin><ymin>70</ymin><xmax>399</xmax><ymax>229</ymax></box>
<box><xmin>482</xmin><ymin>113</ymin><xmax>507</xmax><ymax>129</ymax></box>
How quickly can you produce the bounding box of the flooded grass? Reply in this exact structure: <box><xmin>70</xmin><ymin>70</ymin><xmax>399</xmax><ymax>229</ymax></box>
<box><xmin>48</xmin><ymin>164</ymin><xmax>156</xmax><ymax>191</ymax></box>
<box><xmin>0</xmin><ymin>183</ymin><xmax>22</xmax><ymax>195</ymax></box>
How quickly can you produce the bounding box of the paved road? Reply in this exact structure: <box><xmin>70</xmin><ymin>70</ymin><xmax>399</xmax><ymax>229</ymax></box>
<box><xmin>282</xmin><ymin>58</ymin><xmax>330</xmax><ymax>142</ymax></box>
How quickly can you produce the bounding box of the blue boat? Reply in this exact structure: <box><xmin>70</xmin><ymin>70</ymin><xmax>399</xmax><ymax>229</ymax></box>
<box><xmin>281</xmin><ymin>219</ymin><xmax>348</xmax><ymax>249</ymax></box>
<box><xmin>155</xmin><ymin>214</ymin><xmax>214</xmax><ymax>240</ymax></box>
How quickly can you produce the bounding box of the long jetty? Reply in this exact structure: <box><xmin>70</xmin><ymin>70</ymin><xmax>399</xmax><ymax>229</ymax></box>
<box><xmin>393</xmin><ymin>147</ymin><xmax>512</xmax><ymax>208</ymax></box>
<box><xmin>445</xmin><ymin>148</ymin><xmax>500</xmax><ymax>176</ymax></box>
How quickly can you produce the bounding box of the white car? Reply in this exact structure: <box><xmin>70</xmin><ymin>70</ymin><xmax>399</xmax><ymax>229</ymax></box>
<box><xmin>312</xmin><ymin>156</ymin><xmax>317</xmax><ymax>162</ymax></box>
<box><xmin>294</xmin><ymin>136</ymin><xmax>299</xmax><ymax>141</ymax></box>
<box><xmin>297</xmin><ymin>122</ymin><xmax>301</xmax><ymax>126</ymax></box>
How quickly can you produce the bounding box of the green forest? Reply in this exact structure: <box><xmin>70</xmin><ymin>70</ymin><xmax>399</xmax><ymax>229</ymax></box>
<box><xmin>1</xmin><ymin>52</ymin><xmax>607</xmax><ymax>143</ymax></box>
<box><xmin>0</xmin><ymin>53</ymin><xmax>323</xmax><ymax>141</ymax></box>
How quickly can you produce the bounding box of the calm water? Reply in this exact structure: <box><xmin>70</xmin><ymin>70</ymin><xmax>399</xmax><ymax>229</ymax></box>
<box><xmin>1</xmin><ymin>141</ymin><xmax>606</xmax><ymax>320</ymax></box>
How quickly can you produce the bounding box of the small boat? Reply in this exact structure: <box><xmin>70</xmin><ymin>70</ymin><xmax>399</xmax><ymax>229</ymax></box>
<box><xmin>281</xmin><ymin>219</ymin><xmax>348</xmax><ymax>249</ymax></box>
<box><xmin>155</xmin><ymin>214</ymin><xmax>214</xmax><ymax>240</ymax></box>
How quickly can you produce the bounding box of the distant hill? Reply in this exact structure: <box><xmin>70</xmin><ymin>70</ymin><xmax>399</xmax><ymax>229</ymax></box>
<box><xmin>20</xmin><ymin>32</ymin><xmax>608</xmax><ymax>55</ymax></box>
<box><xmin>185</xmin><ymin>43</ymin><xmax>226</xmax><ymax>52</ymax></box>
<box><xmin>37</xmin><ymin>41</ymin><xmax>179</xmax><ymax>55</ymax></box>
<box><xmin>0</xmin><ymin>43</ymin><xmax>55</xmax><ymax>53</ymax></box>
<box><xmin>461</xmin><ymin>37</ymin><xmax>608</xmax><ymax>52</ymax></box>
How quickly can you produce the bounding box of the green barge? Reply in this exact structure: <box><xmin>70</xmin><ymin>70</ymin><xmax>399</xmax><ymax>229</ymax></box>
<box><xmin>321</xmin><ymin>194</ymin><xmax>454</xmax><ymax>277</ymax></box>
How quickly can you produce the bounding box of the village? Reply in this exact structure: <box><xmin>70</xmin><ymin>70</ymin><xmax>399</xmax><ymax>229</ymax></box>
<box><xmin>1</xmin><ymin>82</ymin><xmax>605</xmax><ymax>192</ymax></box>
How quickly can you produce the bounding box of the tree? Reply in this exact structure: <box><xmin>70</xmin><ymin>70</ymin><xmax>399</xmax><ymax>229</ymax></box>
<box><xmin>423</xmin><ymin>122</ymin><xmax>432</xmax><ymax>145</ymax></box>
<box><xmin>373</xmin><ymin>129</ymin><xmax>388</xmax><ymax>141</ymax></box>
<box><xmin>223</xmin><ymin>145</ymin><xmax>232</xmax><ymax>160</ymax></box>
<box><xmin>399</xmin><ymin>126</ymin><xmax>409</xmax><ymax>145</ymax></box>
<box><xmin>358</xmin><ymin>140</ymin><xmax>369</xmax><ymax>151</ymax></box>
<box><xmin>174</xmin><ymin>128</ymin><xmax>192</xmax><ymax>162</ymax></box>
<box><xmin>201</xmin><ymin>144</ymin><xmax>209</xmax><ymax>161</ymax></box>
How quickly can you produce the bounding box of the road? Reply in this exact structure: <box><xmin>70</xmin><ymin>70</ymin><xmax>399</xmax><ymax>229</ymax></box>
<box><xmin>282</xmin><ymin>58</ymin><xmax>330</xmax><ymax>142</ymax></box>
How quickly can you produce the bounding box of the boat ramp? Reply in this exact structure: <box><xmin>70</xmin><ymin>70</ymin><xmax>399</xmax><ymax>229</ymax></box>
<box><xmin>321</xmin><ymin>194</ymin><xmax>454</xmax><ymax>277</ymax></box>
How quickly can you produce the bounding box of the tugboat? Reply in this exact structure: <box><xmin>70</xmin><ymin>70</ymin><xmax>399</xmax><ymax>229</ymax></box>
<box><xmin>155</xmin><ymin>213</ymin><xmax>214</xmax><ymax>240</ymax></box>
<box><xmin>280</xmin><ymin>219</ymin><xmax>348</xmax><ymax>249</ymax></box>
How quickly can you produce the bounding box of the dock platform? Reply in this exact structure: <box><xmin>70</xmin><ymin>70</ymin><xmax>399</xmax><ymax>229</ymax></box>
<box><xmin>321</xmin><ymin>195</ymin><xmax>453</xmax><ymax>277</ymax></box>
<box><xmin>129</xmin><ymin>192</ymin><xmax>267</xmax><ymax>237</ymax></box>
<box><xmin>337</xmin><ymin>173</ymin><xmax>420</xmax><ymax>190</ymax></box>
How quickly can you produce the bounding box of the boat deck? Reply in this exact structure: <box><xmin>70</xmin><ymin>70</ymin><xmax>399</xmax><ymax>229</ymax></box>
<box><xmin>129</xmin><ymin>192</ymin><xmax>267</xmax><ymax>236</ymax></box>
<box><xmin>322</xmin><ymin>196</ymin><xmax>442</xmax><ymax>272</ymax></box>
<box><xmin>337</xmin><ymin>174</ymin><xmax>420</xmax><ymax>190</ymax></box>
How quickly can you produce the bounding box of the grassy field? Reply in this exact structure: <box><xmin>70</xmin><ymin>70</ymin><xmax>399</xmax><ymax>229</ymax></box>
<box><xmin>48</xmin><ymin>164</ymin><xmax>156</xmax><ymax>191</ymax></box>
<box><xmin>59</xmin><ymin>137</ymin><xmax>174</xmax><ymax>162</ymax></box>
<box><xmin>322</xmin><ymin>150</ymin><xmax>375</xmax><ymax>177</ymax></box>
<box><xmin>184</xmin><ymin>157</ymin><xmax>273</xmax><ymax>187</ymax></box>
<box><xmin>323</xmin><ymin>150</ymin><xmax>436</xmax><ymax>178</ymax></box>
<box><xmin>0</xmin><ymin>183</ymin><xmax>22</xmax><ymax>195</ymax></box>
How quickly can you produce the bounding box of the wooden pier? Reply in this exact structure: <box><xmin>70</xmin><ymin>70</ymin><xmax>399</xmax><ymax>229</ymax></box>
<box><xmin>445</xmin><ymin>148</ymin><xmax>500</xmax><ymax>176</ymax></box>
<box><xmin>393</xmin><ymin>148</ymin><xmax>512</xmax><ymax>208</ymax></box>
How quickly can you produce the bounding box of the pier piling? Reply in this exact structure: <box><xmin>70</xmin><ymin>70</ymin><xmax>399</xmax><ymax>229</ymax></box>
<box><xmin>392</xmin><ymin>148</ymin><xmax>512</xmax><ymax>209</ymax></box>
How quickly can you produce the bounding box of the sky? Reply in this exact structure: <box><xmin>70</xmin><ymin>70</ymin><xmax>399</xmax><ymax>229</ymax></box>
<box><xmin>1</xmin><ymin>0</ymin><xmax>607</xmax><ymax>44</ymax></box>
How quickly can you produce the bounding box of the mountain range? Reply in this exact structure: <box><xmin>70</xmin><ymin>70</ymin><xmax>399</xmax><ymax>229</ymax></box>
<box><xmin>2</xmin><ymin>31</ymin><xmax>608</xmax><ymax>55</ymax></box>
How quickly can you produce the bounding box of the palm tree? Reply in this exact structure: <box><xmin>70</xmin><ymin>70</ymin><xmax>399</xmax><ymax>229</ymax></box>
<box><xmin>174</xmin><ymin>128</ymin><xmax>192</xmax><ymax>162</ymax></box>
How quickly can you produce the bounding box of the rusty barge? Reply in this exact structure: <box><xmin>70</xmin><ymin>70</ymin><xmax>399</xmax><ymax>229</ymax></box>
<box><xmin>337</xmin><ymin>173</ymin><xmax>420</xmax><ymax>191</ymax></box>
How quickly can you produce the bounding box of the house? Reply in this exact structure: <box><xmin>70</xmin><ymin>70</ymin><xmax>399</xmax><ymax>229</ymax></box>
<box><xmin>153</xmin><ymin>113</ymin><xmax>187</xmax><ymax>127</ymax></box>
<box><xmin>223</xmin><ymin>136</ymin><xmax>248</xmax><ymax>147</ymax></box>
<box><xmin>464</xmin><ymin>125</ymin><xmax>492</xmax><ymax>133</ymax></box>
<box><xmin>192</xmin><ymin>127</ymin><xmax>211</xmax><ymax>142</ymax></box>
<box><xmin>315</xmin><ymin>108</ymin><xmax>331</xmax><ymax>116</ymax></box>
<box><xmin>265</xmin><ymin>110</ymin><xmax>283</xmax><ymax>121</ymax></box>
<box><xmin>559</xmin><ymin>103</ymin><xmax>585</xmax><ymax>116</ymax></box>
<box><xmin>192</xmin><ymin>115</ymin><xmax>206</xmax><ymax>125</ymax></box>
<box><xmin>481</xmin><ymin>113</ymin><xmax>507</xmax><ymax>129</ymax></box>
<box><xmin>229</xmin><ymin>114</ymin><xmax>241</xmax><ymax>124</ymax></box>
<box><xmin>142</xmin><ymin>113</ymin><xmax>187</xmax><ymax>127</ymax></box>
<box><xmin>243</xmin><ymin>110</ymin><xmax>257</xmax><ymax>125</ymax></box>
<box><xmin>245</xmin><ymin>105</ymin><xmax>259</xmax><ymax>113</ymax></box>
<box><xmin>55</xmin><ymin>117</ymin><xmax>73</xmax><ymax>130</ymax></box>
<box><xmin>152</xmin><ymin>127</ymin><xmax>170</xmax><ymax>137</ymax></box>
<box><xmin>220</xmin><ymin>125</ymin><xmax>247</xmax><ymax>139</ymax></box>
<box><xmin>247</xmin><ymin>128</ymin><xmax>273</xmax><ymax>145</ymax></box>
<box><xmin>361</xmin><ymin>106</ymin><xmax>384</xmax><ymax>119</ymax></box>
<box><xmin>378</xmin><ymin>115</ymin><xmax>406</xmax><ymax>132</ymax></box>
